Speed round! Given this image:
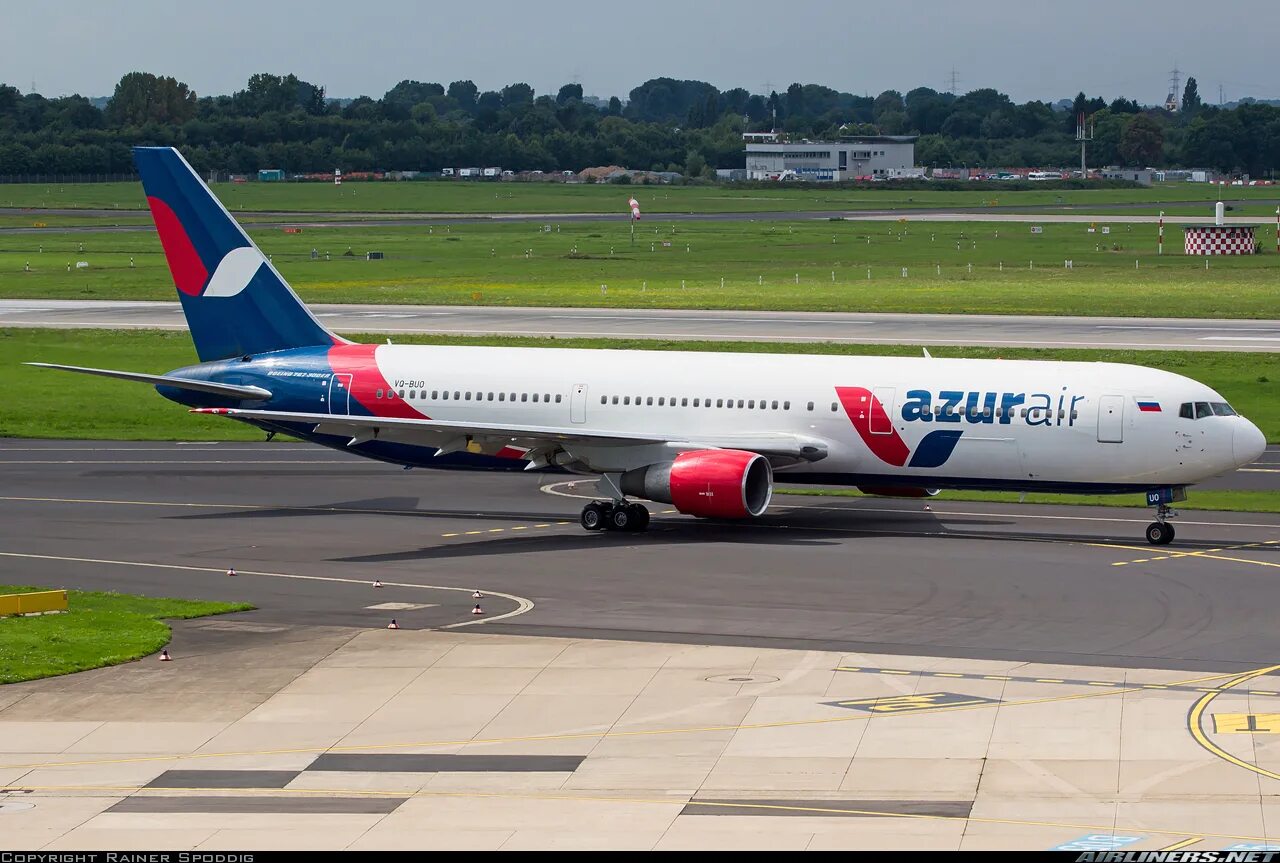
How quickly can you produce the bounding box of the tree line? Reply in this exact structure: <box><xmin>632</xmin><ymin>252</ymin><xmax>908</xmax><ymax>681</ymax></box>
<box><xmin>0</xmin><ymin>72</ymin><xmax>1276</xmax><ymax>178</ymax></box>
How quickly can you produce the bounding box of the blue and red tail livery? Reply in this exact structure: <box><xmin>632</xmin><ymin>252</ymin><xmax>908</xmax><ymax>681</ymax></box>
<box><xmin>134</xmin><ymin>147</ymin><xmax>341</xmax><ymax>362</ymax></box>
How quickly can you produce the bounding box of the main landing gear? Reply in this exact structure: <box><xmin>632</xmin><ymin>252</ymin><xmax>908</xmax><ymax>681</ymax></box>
<box><xmin>580</xmin><ymin>500</ymin><xmax>650</xmax><ymax>533</ymax></box>
<box><xmin>1145</xmin><ymin>503</ymin><xmax>1176</xmax><ymax>546</ymax></box>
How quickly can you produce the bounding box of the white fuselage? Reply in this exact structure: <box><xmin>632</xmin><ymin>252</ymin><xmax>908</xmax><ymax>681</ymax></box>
<box><xmin>361</xmin><ymin>345</ymin><xmax>1261</xmax><ymax>491</ymax></box>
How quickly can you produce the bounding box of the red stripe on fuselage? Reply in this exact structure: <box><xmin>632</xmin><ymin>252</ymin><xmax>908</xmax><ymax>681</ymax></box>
<box><xmin>326</xmin><ymin>344</ymin><xmax>429</xmax><ymax>419</ymax></box>
<box><xmin>835</xmin><ymin>386</ymin><xmax>911</xmax><ymax>467</ymax></box>
<box><xmin>146</xmin><ymin>196</ymin><xmax>208</xmax><ymax>296</ymax></box>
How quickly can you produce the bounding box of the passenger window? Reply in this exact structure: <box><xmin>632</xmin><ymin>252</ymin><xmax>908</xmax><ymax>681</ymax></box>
<box><xmin>611</xmin><ymin>396</ymin><xmax>618</xmax><ymax>405</ymax></box>
<box><xmin>498</xmin><ymin>393</ymin><xmax>505</xmax><ymax>401</ymax></box>
<box><xmin>831</xmin><ymin>402</ymin><xmax>838</xmax><ymax>411</ymax></box>
<box><xmin>1070</xmin><ymin>410</ymin><xmax>1078</xmax><ymax>420</ymax></box>
<box><xmin>624</xmin><ymin>396</ymin><xmax>630</xmax><ymax>405</ymax></box>
<box><xmin>521</xmin><ymin>393</ymin><xmax>528</xmax><ymax>402</ymax></box>
<box><xmin>682</xmin><ymin>398</ymin><xmax>688</xmax><ymax>407</ymax></box>
<box><xmin>1179</xmin><ymin>402</ymin><xmax>1193</xmax><ymax>419</ymax></box>
<box><xmin>442</xmin><ymin>391</ymin><xmax>449</xmax><ymax>400</ymax></box>
<box><xmin>646</xmin><ymin>397</ymin><xmax>653</xmax><ymax>406</ymax></box>
<box><xmin>432</xmin><ymin>390</ymin><xmax>438</xmax><ymax>399</ymax></box>
<box><xmin>716</xmin><ymin>399</ymin><xmax>723</xmax><ymax>408</ymax></box>
<box><xmin>376</xmin><ymin>388</ymin><xmax>384</xmax><ymax>399</ymax></box>
<box><xmin>984</xmin><ymin>408</ymin><xmax>992</xmax><ymax>418</ymax></box>
<box><xmin>555</xmin><ymin>394</ymin><xmax>562</xmax><ymax>403</ymax></box>
<box><xmin>693</xmin><ymin>398</ymin><xmax>700</xmax><ymax>407</ymax></box>
<box><xmin>771</xmin><ymin>400</ymin><xmax>778</xmax><ymax>409</ymax></box>
<box><xmin>783</xmin><ymin>401</ymin><xmax>790</xmax><ymax>410</ymax></box>
<box><xmin>465</xmin><ymin>392</ymin><xmax>472</xmax><ymax>400</ymax></box>
<box><xmin>487</xmin><ymin>392</ymin><xmax>494</xmax><ymax>401</ymax></box>
<box><xmin>533</xmin><ymin>393</ymin><xmax>540</xmax><ymax>402</ymax></box>
<box><xmin>807</xmin><ymin>401</ymin><xmax>814</xmax><ymax>411</ymax></box>
<box><xmin>509</xmin><ymin>392</ymin><xmax>516</xmax><ymax>401</ymax></box>
<box><xmin>398</xmin><ymin>390</ymin><xmax>405</xmax><ymax>399</ymax></box>
<box><xmin>658</xmin><ymin>397</ymin><xmax>665</xmax><ymax>406</ymax></box>
<box><xmin>600</xmin><ymin>396</ymin><xmax>607</xmax><ymax>404</ymax></box>
<box><xmin>1195</xmin><ymin>401</ymin><xmax>1212</xmax><ymax>419</ymax></box>
<box><xmin>737</xmin><ymin>399</ymin><xmax>744</xmax><ymax>408</ymax></box>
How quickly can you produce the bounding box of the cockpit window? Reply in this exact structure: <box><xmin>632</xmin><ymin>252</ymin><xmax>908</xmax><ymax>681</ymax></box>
<box><xmin>1211</xmin><ymin>402</ymin><xmax>1237</xmax><ymax>416</ymax></box>
<box><xmin>1179</xmin><ymin>402</ymin><xmax>1194</xmax><ymax>420</ymax></box>
<box><xmin>1195</xmin><ymin>401</ymin><xmax>1213</xmax><ymax>419</ymax></box>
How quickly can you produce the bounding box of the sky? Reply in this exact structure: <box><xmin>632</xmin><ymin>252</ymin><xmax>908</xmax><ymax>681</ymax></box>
<box><xmin>2</xmin><ymin>0</ymin><xmax>1275</xmax><ymax>106</ymax></box>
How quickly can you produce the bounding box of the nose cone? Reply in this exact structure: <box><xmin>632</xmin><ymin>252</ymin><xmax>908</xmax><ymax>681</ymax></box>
<box><xmin>1234</xmin><ymin>420</ymin><xmax>1267</xmax><ymax>467</ymax></box>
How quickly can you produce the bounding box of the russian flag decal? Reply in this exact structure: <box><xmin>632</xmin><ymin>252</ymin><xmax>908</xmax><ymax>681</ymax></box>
<box><xmin>1137</xmin><ymin>400</ymin><xmax>1162</xmax><ymax>413</ymax></box>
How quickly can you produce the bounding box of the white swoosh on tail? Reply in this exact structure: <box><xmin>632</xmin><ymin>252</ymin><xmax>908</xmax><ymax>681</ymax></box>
<box><xmin>203</xmin><ymin>246</ymin><xmax>265</xmax><ymax>298</ymax></box>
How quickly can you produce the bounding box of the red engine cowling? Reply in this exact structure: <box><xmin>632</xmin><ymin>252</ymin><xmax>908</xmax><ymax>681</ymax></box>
<box><xmin>620</xmin><ymin>449</ymin><xmax>773</xmax><ymax>518</ymax></box>
<box><xmin>857</xmin><ymin>486</ymin><xmax>940</xmax><ymax>498</ymax></box>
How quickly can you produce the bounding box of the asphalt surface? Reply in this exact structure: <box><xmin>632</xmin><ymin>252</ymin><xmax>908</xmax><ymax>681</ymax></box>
<box><xmin>2</xmin><ymin>439</ymin><xmax>1276</xmax><ymax>672</ymax></box>
<box><xmin>1</xmin><ymin>196</ymin><xmax>1274</xmax><ymax>234</ymax></box>
<box><xmin>5</xmin><ymin>299</ymin><xmax>1280</xmax><ymax>351</ymax></box>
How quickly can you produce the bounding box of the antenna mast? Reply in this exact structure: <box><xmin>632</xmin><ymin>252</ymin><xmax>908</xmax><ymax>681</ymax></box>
<box><xmin>1076</xmin><ymin>112</ymin><xmax>1094</xmax><ymax>179</ymax></box>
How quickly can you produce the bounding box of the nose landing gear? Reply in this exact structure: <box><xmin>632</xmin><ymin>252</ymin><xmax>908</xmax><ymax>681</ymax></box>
<box><xmin>1145</xmin><ymin>502</ymin><xmax>1177</xmax><ymax>546</ymax></box>
<box><xmin>581</xmin><ymin>500</ymin><xmax>651</xmax><ymax>533</ymax></box>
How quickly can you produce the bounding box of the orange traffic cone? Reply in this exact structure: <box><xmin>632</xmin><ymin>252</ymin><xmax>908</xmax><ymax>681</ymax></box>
<box><xmin>159</xmin><ymin>649</ymin><xmax>172</xmax><ymax>662</ymax></box>
<box><xmin>472</xmin><ymin>590</ymin><xmax>484</xmax><ymax>599</ymax></box>
<box><xmin>373</xmin><ymin>580</ymin><xmax>383</xmax><ymax>588</ymax></box>
<box><xmin>226</xmin><ymin>567</ymin><xmax>237</xmax><ymax>577</ymax></box>
<box><xmin>472</xmin><ymin>604</ymin><xmax>484</xmax><ymax>616</ymax></box>
<box><xmin>387</xmin><ymin>619</ymin><xmax>399</xmax><ymax>630</ymax></box>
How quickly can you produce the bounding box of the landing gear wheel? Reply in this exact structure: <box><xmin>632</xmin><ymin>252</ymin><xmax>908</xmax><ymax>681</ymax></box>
<box><xmin>608</xmin><ymin>505</ymin><xmax>632</xmax><ymax>532</ymax></box>
<box><xmin>627</xmin><ymin>503</ymin><xmax>650</xmax><ymax>531</ymax></box>
<box><xmin>1146</xmin><ymin>521</ymin><xmax>1175</xmax><ymax>546</ymax></box>
<box><xmin>580</xmin><ymin>501</ymin><xmax>606</xmax><ymax>531</ymax></box>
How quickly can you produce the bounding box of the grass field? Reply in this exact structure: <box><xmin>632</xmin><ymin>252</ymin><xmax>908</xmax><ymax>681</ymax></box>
<box><xmin>1</xmin><ymin>178</ymin><xmax>1277</xmax><ymax>215</ymax></box>
<box><xmin>3</xmin><ymin>218</ymin><xmax>1278</xmax><ymax>318</ymax></box>
<box><xmin>0</xmin><ymin>584</ymin><xmax>252</xmax><ymax>684</ymax></box>
<box><xmin>778</xmin><ymin>487</ymin><xmax>1280</xmax><ymax>514</ymax></box>
<box><xmin>3</xmin><ymin>328</ymin><xmax>1276</xmax><ymax>441</ymax></box>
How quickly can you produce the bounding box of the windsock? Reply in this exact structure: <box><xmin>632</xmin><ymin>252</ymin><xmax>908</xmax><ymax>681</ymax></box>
<box><xmin>628</xmin><ymin>197</ymin><xmax>640</xmax><ymax>220</ymax></box>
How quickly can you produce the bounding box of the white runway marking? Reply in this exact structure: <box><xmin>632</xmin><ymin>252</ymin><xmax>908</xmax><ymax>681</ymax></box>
<box><xmin>0</xmin><ymin>551</ymin><xmax>535</xmax><ymax>627</ymax></box>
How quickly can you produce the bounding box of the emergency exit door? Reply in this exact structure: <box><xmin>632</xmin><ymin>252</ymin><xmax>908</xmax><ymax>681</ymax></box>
<box><xmin>570</xmin><ymin>383</ymin><xmax>587</xmax><ymax>423</ymax></box>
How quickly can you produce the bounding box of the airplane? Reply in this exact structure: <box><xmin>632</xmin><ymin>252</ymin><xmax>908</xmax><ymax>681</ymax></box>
<box><xmin>28</xmin><ymin>147</ymin><xmax>1266</xmax><ymax>546</ymax></box>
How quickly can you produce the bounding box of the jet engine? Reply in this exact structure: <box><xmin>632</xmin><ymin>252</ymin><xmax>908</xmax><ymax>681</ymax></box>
<box><xmin>620</xmin><ymin>449</ymin><xmax>773</xmax><ymax>518</ymax></box>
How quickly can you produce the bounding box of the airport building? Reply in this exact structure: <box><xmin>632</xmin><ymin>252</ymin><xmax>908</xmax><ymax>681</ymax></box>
<box><xmin>744</xmin><ymin>135</ymin><xmax>917</xmax><ymax>181</ymax></box>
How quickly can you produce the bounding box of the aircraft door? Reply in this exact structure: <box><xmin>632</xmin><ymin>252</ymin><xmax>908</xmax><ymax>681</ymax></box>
<box><xmin>1098</xmin><ymin>394</ymin><xmax>1124</xmax><ymax>443</ymax></box>
<box><xmin>570</xmin><ymin>383</ymin><xmax>587</xmax><ymax>423</ymax></box>
<box><xmin>870</xmin><ymin>387</ymin><xmax>896</xmax><ymax>435</ymax></box>
<box><xmin>328</xmin><ymin>373</ymin><xmax>353</xmax><ymax>415</ymax></box>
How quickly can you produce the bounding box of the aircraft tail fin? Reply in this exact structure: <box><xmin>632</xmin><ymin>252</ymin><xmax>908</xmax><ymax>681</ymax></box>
<box><xmin>133</xmin><ymin>146</ymin><xmax>343</xmax><ymax>362</ymax></box>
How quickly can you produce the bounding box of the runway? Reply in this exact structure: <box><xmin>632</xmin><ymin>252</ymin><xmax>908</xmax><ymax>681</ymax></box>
<box><xmin>4</xmin><ymin>299</ymin><xmax>1280</xmax><ymax>351</ymax></box>
<box><xmin>0</xmin><ymin>199</ymin><xmax>1273</xmax><ymax>235</ymax></box>
<box><xmin>2</xmin><ymin>439</ymin><xmax>1276</xmax><ymax>671</ymax></box>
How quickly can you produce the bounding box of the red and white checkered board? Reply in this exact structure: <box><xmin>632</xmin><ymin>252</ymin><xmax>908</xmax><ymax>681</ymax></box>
<box><xmin>1184</xmin><ymin>228</ymin><xmax>1256</xmax><ymax>255</ymax></box>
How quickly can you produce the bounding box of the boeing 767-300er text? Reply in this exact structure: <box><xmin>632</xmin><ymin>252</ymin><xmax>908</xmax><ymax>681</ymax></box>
<box><xmin>28</xmin><ymin>147</ymin><xmax>1266</xmax><ymax>545</ymax></box>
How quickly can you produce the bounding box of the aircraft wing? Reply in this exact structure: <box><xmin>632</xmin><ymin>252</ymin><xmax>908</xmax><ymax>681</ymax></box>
<box><xmin>192</xmin><ymin>407</ymin><xmax>828</xmax><ymax>463</ymax></box>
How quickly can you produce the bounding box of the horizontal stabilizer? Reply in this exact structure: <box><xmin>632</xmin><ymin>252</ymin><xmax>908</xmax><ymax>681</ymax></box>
<box><xmin>24</xmin><ymin>362</ymin><xmax>271</xmax><ymax>400</ymax></box>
